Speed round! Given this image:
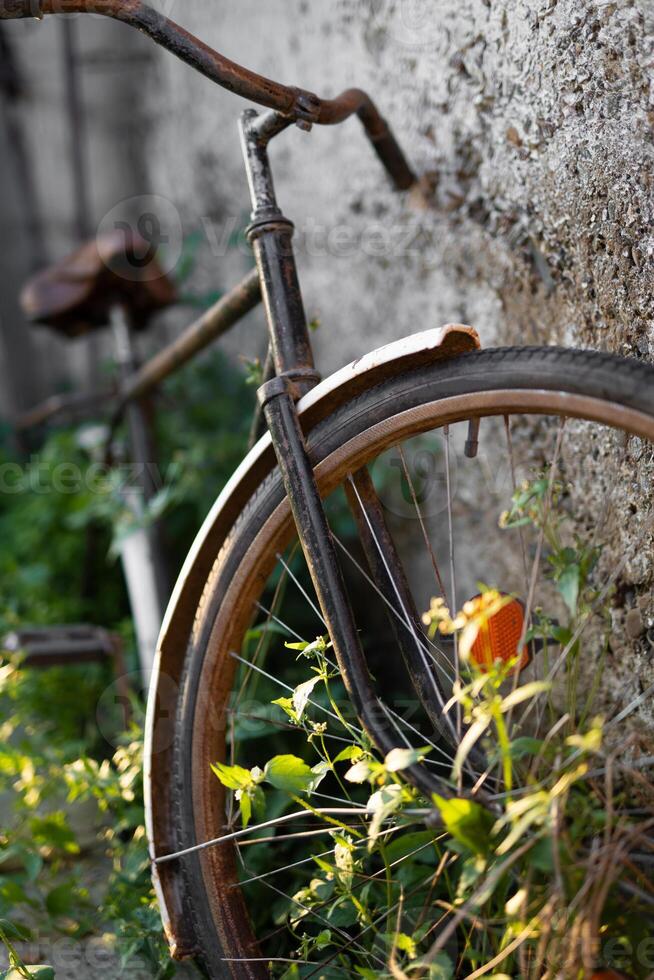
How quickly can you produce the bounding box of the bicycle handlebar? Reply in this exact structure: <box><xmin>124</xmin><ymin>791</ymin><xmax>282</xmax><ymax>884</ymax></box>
<box><xmin>0</xmin><ymin>0</ymin><xmax>417</xmax><ymax>190</ymax></box>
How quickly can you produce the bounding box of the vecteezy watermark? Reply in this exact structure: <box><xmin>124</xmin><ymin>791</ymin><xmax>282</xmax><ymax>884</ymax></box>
<box><xmin>0</xmin><ymin>931</ymin><xmax>154</xmax><ymax>977</ymax></box>
<box><xmin>0</xmin><ymin>458</ymin><xmax>171</xmax><ymax>496</ymax></box>
<box><xmin>201</xmin><ymin>213</ymin><xmax>439</xmax><ymax>266</ymax></box>
<box><xmin>366</xmin><ymin>0</ymin><xmax>445</xmax><ymax>52</ymax></box>
<box><xmin>370</xmin><ymin>431</ymin><xmax>530</xmax><ymax>521</ymax></box>
<box><xmin>93</xmin><ymin>200</ymin><xmax>442</xmax><ymax>282</ymax></box>
<box><xmin>370</xmin><ymin>435</ymin><xmax>458</xmax><ymax>520</ymax></box>
<box><xmin>97</xmin><ymin>194</ymin><xmax>184</xmax><ymax>282</ymax></box>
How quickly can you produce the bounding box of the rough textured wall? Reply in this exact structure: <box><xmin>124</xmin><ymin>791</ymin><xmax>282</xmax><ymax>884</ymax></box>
<box><xmin>142</xmin><ymin>0</ymin><xmax>654</xmax><ymax>729</ymax></box>
<box><xmin>145</xmin><ymin>0</ymin><xmax>653</xmax><ymax>370</ymax></box>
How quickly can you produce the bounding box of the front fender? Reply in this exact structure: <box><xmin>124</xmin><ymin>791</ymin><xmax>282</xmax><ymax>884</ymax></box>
<box><xmin>144</xmin><ymin>323</ymin><xmax>480</xmax><ymax>957</ymax></box>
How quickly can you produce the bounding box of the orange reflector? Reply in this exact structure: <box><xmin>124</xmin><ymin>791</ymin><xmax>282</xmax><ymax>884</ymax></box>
<box><xmin>469</xmin><ymin>595</ymin><xmax>531</xmax><ymax>673</ymax></box>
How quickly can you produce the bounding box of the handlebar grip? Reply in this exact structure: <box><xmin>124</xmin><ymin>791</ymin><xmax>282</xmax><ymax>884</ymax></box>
<box><xmin>0</xmin><ymin>0</ymin><xmax>42</xmax><ymax>17</ymax></box>
<box><xmin>368</xmin><ymin>126</ymin><xmax>417</xmax><ymax>191</ymax></box>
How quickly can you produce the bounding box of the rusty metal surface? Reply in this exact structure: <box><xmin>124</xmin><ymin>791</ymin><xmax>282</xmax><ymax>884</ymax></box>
<box><xmin>120</xmin><ymin>268</ymin><xmax>261</xmax><ymax>407</ymax></box>
<box><xmin>2</xmin><ymin>0</ymin><xmax>416</xmax><ymax>189</ymax></box>
<box><xmin>15</xmin><ymin>270</ymin><xmax>260</xmax><ymax>430</ymax></box>
<box><xmin>241</xmin><ymin>109</ymin><xmax>319</xmax><ymax>394</ymax></box>
<box><xmin>241</xmin><ymin>108</ymin><xmax>447</xmax><ymax>796</ymax></box>
<box><xmin>20</xmin><ymin>229</ymin><xmax>176</xmax><ymax>337</ymax></box>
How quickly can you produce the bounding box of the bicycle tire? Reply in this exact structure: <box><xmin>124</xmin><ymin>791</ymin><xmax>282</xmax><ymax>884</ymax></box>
<box><xmin>165</xmin><ymin>346</ymin><xmax>654</xmax><ymax>977</ymax></box>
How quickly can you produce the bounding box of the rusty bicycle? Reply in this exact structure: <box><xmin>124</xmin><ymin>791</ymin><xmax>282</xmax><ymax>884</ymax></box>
<box><xmin>3</xmin><ymin>3</ymin><xmax>653</xmax><ymax>978</ymax></box>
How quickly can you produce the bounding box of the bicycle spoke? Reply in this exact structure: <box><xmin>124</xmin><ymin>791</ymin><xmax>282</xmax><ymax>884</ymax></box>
<box><xmin>276</xmin><ymin>552</ymin><xmax>327</xmax><ymax>628</ymax></box>
<box><xmin>230</xmin><ymin>652</ymin><xmax>364</xmax><ymax>734</ymax></box>
<box><xmin>347</xmin><ymin>473</ymin><xmax>456</xmax><ymax>726</ymax></box>
<box><xmin>257</xmin><ymin>878</ymin><xmax>387</xmax><ymax>969</ymax></box>
<box><xmin>444</xmin><ymin>424</ymin><xmax>462</xmax><ymax>762</ymax></box>
<box><xmin>334</xmin><ymin>532</ymin><xmax>456</xmax><ymax>686</ymax></box>
<box><xmin>255</xmin><ymin>599</ymin><xmax>304</xmax><ymax>642</ymax></box>
<box><xmin>503</xmin><ymin>416</ymin><xmax>531</xmax><ymax>586</ymax></box>
<box><xmin>521</xmin><ymin>418</ymin><xmax>566</xmax><ymax>736</ymax></box>
<box><xmin>383</xmin><ymin>703</ymin><xmax>458</xmax><ymax>771</ymax></box>
<box><xmin>397</xmin><ymin>443</ymin><xmax>447</xmax><ymax>599</ymax></box>
<box><xmin>607</xmin><ymin>678</ymin><xmax>654</xmax><ymax>730</ymax></box>
<box><xmin>155</xmin><ymin>806</ymin><xmax>385</xmax><ymax>864</ymax></box>
<box><xmin>234</xmin><ymin>823</ymin><xmax>410</xmax><ymax>888</ymax></box>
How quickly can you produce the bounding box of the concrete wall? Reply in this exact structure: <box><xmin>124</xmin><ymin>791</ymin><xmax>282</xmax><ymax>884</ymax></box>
<box><xmin>141</xmin><ymin>0</ymin><xmax>654</xmax><ymax>729</ymax></box>
<box><xmin>143</xmin><ymin>0</ymin><xmax>653</xmax><ymax>373</ymax></box>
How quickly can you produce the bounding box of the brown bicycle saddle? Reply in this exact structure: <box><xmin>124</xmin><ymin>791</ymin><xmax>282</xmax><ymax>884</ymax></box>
<box><xmin>20</xmin><ymin>228</ymin><xmax>176</xmax><ymax>338</ymax></box>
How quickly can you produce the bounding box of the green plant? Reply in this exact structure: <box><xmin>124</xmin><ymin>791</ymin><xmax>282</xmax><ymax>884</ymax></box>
<box><xmin>208</xmin><ymin>474</ymin><xmax>654</xmax><ymax>978</ymax></box>
<box><xmin>0</xmin><ymin>348</ymin><xmax>253</xmax><ymax>976</ymax></box>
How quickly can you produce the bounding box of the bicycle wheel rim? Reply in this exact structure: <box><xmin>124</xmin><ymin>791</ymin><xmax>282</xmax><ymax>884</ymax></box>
<box><xmin>165</xmin><ymin>349</ymin><xmax>654</xmax><ymax>976</ymax></box>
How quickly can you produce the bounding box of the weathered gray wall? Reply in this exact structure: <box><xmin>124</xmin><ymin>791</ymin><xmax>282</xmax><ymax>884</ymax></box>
<box><xmin>144</xmin><ymin>0</ymin><xmax>653</xmax><ymax>372</ymax></box>
<box><xmin>142</xmin><ymin>0</ymin><xmax>654</xmax><ymax>729</ymax></box>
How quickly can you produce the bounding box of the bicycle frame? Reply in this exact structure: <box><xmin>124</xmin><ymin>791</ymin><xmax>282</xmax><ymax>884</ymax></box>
<box><xmin>3</xmin><ymin>0</ymin><xmax>489</xmax><ymax>958</ymax></box>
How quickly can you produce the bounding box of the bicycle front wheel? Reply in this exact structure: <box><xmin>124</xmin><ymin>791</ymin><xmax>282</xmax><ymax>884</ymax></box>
<box><xmin>165</xmin><ymin>347</ymin><xmax>654</xmax><ymax>978</ymax></box>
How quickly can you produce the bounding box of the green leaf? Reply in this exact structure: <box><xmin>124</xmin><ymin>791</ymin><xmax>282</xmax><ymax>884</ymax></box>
<box><xmin>382</xmin><ymin>931</ymin><xmax>417</xmax><ymax>959</ymax></box>
<box><xmin>284</xmin><ymin>636</ymin><xmax>330</xmax><ymax>659</ymax></box>
<box><xmin>529</xmin><ymin>836</ymin><xmax>554</xmax><ymax>872</ymax></box>
<box><xmin>557</xmin><ymin>563</ymin><xmax>580</xmax><ymax>616</ymax></box>
<box><xmin>310</xmin><ymin>761</ymin><xmax>330</xmax><ymax>791</ymax></box>
<box><xmin>507</xmin><ymin>736</ymin><xmax>543</xmax><ymax>759</ymax></box>
<box><xmin>210</xmin><ymin>762</ymin><xmax>254</xmax><ymax>791</ymax></box>
<box><xmin>315</xmin><ymin>929</ymin><xmax>332</xmax><ymax>950</ymax></box>
<box><xmin>239</xmin><ymin>793</ymin><xmax>252</xmax><ymax>829</ymax></box>
<box><xmin>384</xmin><ymin>831</ymin><xmax>436</xmax><ymax>865</ymax></box>
<box><xmin>272</xmin><ymin>696</ymin><xmax>299</xmax><ymax>724</ymax></box>
<box><xmin>326</xmin><ymin>897</ymin><xmax>359</xmax><ymax>928</ymax></box>
<box><xmin>385</xmin><ymin>746</ymin><xmax>431</xmax><ymax>772</ymax></box>
<box><xmin>412</xmin><ymin>953</ymin><xmax>455</xmax><ymax>979</ymax></box>
<box><xmin>433</xmin><ymin>796</ymin><xmax>494</xmax><ymax>857</ymax></box>
<box><xmin>366</xmin><ymin>784</ymin><xmax>403</xmax><ymax>848</ymax></box>
<box><xmin>264</xmin><ymin>755</ymin><xmax>315</xmax><ymax>795</ymax></box>
<box><xmin>292</xmin><ymin>675</ymin><xmax>322</xmax><ymax>720</ymax></box>
<box><xmin>333</xmin><ymin>746</ymin><xmax>363</xmax><ymax>764</ymax></box>
<box><xmin>252</xmin><ymin>785</ymin><xmax>266</xmax><ymax>822</ymax></box>
<box><xmin>456</xmin><ymin>855</ymin><xmax>485</xmax><ymax>902</ymax></box>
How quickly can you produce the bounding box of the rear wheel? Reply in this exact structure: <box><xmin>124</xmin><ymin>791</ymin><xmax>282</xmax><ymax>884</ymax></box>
<box><xmin>166</xmin><ymin>348</ymin><xmax>654</xmax><ymax>977</ymax></box>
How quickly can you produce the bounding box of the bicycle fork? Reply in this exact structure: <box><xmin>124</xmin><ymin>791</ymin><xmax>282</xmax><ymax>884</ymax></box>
<box><xmin>241</xmin><ymin>108</ymin><xmax>457</xmax><ymax>800</ymax></box>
